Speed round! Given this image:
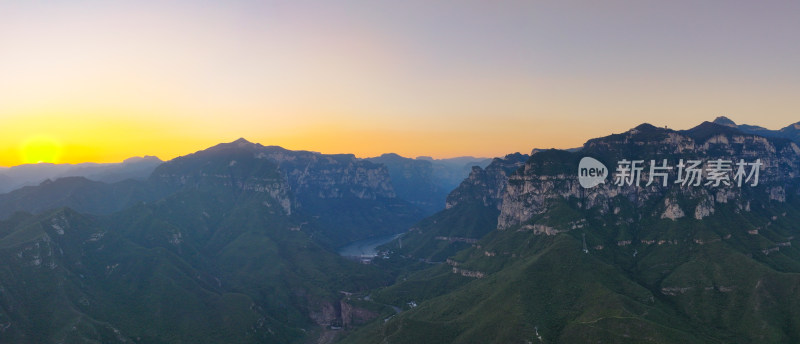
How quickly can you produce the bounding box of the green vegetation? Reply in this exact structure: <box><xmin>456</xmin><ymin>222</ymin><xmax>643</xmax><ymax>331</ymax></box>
<box><xmin>337</xmin><ymin>124</ymin><xmax>800</xmax><ymax>343</ymax></box>
<box><xmin>4</xmin><ymin>126</ymin><xmax>800</xmax><ymax>343</ymax></box>
<box><xmin>0</xmin><ymin>140</ymin><xmax>421</xmax><ymax>343</ymax></box>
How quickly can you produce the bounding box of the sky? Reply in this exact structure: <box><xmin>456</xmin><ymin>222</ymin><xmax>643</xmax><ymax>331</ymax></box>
<box><xmin>1</xmin><ymin>0</ymin><xmax>799</xmax><ymax>166</ymax></box>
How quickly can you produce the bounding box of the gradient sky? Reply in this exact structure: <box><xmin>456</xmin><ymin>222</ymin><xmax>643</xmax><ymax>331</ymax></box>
<box><xmin>1</xmin><ymin>0</ymin><xmax>799</xmax><ymax>166</ymax></box>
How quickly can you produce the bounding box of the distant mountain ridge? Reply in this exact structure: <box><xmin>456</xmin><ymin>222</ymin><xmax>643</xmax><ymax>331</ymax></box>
<box><xmin>713</xmin><ymin>116</ymin><xmax>800</xmax><ymax>143</ymax></box>
<box><xmin>0</xmin><ymin>156</ymin><xmax>163</xmax><ymax>193</ymax></box>
<box><xmin>0</xmin><ymin>142</ymin><xmax>488</xmax><ymax>219</ymax></box>
<box><xmin>365</xmin><ymin>153</ymin><xmax>490</xmax><ymax>215</ymax></box>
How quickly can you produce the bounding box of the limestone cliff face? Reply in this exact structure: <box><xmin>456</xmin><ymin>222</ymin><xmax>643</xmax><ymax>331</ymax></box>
<box><xmin>150</xmin><ymin>139</ymin><xmax>398</xmax><ymax>213</ymax></box>
<box><xmin>445</xmin><ymin>153</ymin><xmax>528</xmax><ymax>210</ymax></box>
<box><xmin>260</xmin><ymin>149</ymin><xmax>396</xmax><ymax>201</ymax></box>
<box><xmin>497</xmin><ymin>123</ymin><xmax>800</xmax><ymax>229</ymax></box>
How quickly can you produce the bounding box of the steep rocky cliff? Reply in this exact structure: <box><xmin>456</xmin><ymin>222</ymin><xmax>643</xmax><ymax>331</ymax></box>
<box><xmin>498</xmin><ymin>122</ymin><xmax>800</xmax><ymax>229</ymax></box>
<box><xmin>386</xmin><ymin>153</ymin><xmax>528</xmax><ymax>261</ymax></box>
<box><xmin>445</xmin><ymin>152</ymin><xmax>528</xmax><ymax>211</ymax></box>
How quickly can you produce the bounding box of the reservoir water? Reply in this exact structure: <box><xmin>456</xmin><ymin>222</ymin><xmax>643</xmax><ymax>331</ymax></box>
<box><xmin>337</xmin><ymin>233</ymin><xmax>402</xmax><ymax>258</ymax></box>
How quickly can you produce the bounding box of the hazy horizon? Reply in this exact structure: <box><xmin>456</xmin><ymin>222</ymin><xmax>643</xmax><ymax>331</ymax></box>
<box><xmin>2</xmin><ymin>116</ymin><xmax>797</xmax><ymax>169</ymax></box>
<box><xmin>2</xmin><ymin>1</ymin><xmax>799</xmax><ymax>166</ymax></box>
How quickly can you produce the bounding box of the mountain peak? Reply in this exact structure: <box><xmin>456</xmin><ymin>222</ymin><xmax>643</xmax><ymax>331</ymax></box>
<box><xmin>216</xmin><ymin>138</ymin><xmax>260</xmax><ymax>150</ymax></box>
<box><xmin>196</xmin><ymin>138</ymin><xmax>265</xmax><ymax>156</ymax></box>
<box><xmin>681</xmin><ymin>121</ymin><xmax>744</xmax><ymax>142</ymax></box>
<box><xmin>632</xmin><ymin>123</ymin><xmax>660</xmax><ymax>132</ymax></box>
<box><xmin>122</xmin><ymin>155</ymin><xmax>163</xmax><ymax>164</ymax></box>
<box><xmin>712</xmin><ymin>116</ymin><xmax>737</xmax><ymax>127</ymax></box>
<box><xmin>626</xmin><ymin>123</ymin><xmax>669</xmax><ymax>135</ymax></box>
<box><xmin>378</xmin><ymin>153</ymin><xmax>404</xmax><ymax>159</ymax></box>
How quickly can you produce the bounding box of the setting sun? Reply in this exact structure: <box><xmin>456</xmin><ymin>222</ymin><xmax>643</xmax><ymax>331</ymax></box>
<box><xmin>19</xmin><ymin>135</ymin><xmax>62</xmax><ymax>164</ymax></box>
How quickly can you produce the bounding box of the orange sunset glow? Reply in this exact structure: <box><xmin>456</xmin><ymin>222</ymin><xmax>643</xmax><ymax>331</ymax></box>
<box><xmin>2</xmin><ymin>1</ymin><xmax>799</xmax><ymax>167</ymax></box>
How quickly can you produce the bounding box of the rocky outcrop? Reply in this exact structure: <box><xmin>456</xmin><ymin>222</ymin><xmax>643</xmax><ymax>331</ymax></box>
<box><xmin>497</xmin><ymin>123</ymin><xmax>800</xmax><ymax>229</ymax></box>
<box><xmin>451</xmin><ymin>267</ymin><xmax>486</xmax><ymax>278</ymax></box>
<box><xmin>445</xmin><ymin>153</ymin><xmax>528</xmax><ymax>210</ymax></box>
<box><xmin>435</xmin><ymin>236</ymin><xmax>479</xmax><ymax>244</ymax></box>
<box><xmin>661</xmin><ymin>198</ymin><xmax>685</xmax><ymax>220</ymax></box>
<box><xmin>694</xmin><ymin>195</ymin><xmax>715</xmax><ymax>219</ymax></box>
<box><xmin>340</xmin><ymin>299</ymin><xmax>378</xmax><ymax>329</ymax></box>
<box><xmin>308</xmin><ymin>301</ymin><xmax>339</xmax><ymax>328</ymax></box>
<box><xmin>308</xmin><ymin>298</ymin><xmax>378</xmax><ymax>330</ymax></box>
<box><xmin>518</xmin><ymin>224</ymin><xmax>564</xmax><ymax>235</ymax></box>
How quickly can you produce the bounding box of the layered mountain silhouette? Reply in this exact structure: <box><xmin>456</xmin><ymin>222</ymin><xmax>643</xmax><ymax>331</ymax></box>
<box><xmin>3</xmin><ymin>120</ymin><xmax>800</xmax><ymax>343</ymax></box>
<box><xmin>713</xmin><ymin>116</ymin><xmax>800</xmax><ymax>144</ymax></box>
<box><xmin>365</xmin><ymin>153</ymin><xmax>490</xmax><ymax>215</ymax></box>
<box><xmin>0</xmin><ymin>156</ymin><xmax>163</xmax><ymax>193</ymax></box>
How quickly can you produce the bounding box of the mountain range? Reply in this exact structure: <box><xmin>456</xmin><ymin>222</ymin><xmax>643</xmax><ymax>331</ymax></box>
<box><xmin>2</xmin><ymin>119</ymin><xmax>800</xmax><ymax>343</ymax></box>
<box><xmin>341</xmin><ymin>119</ymin><xmax>800</xmax><ymax>343</ymax></box>
<box><xmin>0</xmin><ymin>156</ymin><xmax>163</xmax><ymax>194</ymax></box>
<box><xmin>0</xmin><ymin>139</ymin><xmax>427</xmax><ymax>343</ymax></box>
<box><xmin>0</xmin><ymin>146</ymin><xmax>486</xmax><ymax>221</ymax></box>
<box><xmin>713</xmin><ymin>116</ymin><xmax>800</xmax><ymax>143</ymax></box>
